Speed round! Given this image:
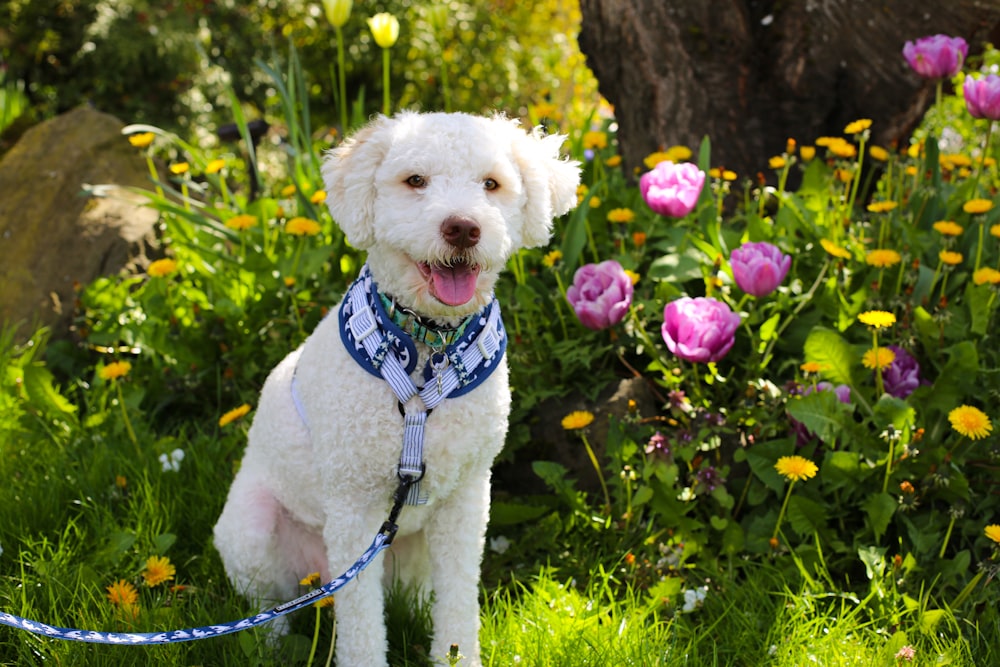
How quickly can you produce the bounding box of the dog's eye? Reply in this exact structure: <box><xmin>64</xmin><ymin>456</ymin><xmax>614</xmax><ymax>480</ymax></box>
<box><xmin>405</xmin><ymin>175</ymin><xmax>427</xmax><ymax>188</ymax></box>
<box><xmin>483</xmin><ymin>178</ymin><xmax>499</xmax><ymax>191</ymax></box>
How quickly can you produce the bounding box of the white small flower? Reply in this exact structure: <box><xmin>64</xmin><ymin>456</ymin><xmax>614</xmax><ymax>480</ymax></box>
<box><xmin>681</xmin><ymin>586</ymin><xmax>707</xmax><ymax>612</ymax></box>
<box><xmin>159</xmin><ymin>448</ymin><xmax>185</xmax><ymax>472</ymax></box>
<box><xmin>489</xmin><ymin>535</ymin><xmax>511</xmax><ymax>554</ymax></box>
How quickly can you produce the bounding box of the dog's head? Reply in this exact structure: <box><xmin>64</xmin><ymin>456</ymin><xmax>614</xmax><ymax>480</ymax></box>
<box><xmin>322</xmin><ymin>111</ymin><xmax>580</xmax><ymax>321</ymax></box>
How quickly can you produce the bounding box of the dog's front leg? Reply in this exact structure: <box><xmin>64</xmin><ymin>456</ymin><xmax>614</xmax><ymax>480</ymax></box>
<box><xmin>426</xmin><ymin>473</ymin><xmax>491</xmax><ymax>666</ymax></box>
<box><xmin>325</xmin><ymin>514</ymin><xmax>391</xmax><ymax>667</ymax></box>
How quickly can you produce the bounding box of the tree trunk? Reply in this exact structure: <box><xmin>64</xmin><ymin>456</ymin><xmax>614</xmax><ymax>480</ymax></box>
<box><xmin>578</xmin><ymin>0</ymin><xmax>1000</xmax><ymax>180</ymax></box>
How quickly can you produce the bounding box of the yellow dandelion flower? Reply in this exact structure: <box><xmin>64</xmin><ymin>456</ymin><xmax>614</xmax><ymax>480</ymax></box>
<box><xmin>300</xmin><ymin>572</ymin><xmax>321</xmax><ymax>587</ymax></box>
<box><xmin>530</xmin><ymin>101</ymin><xmax>560</xmax><ymax>121</ymax></box>
<box><xmin>834</xmin><ymin>168</ymin><xmax>854</xmax><ymax>183</ymax></box>
<box><xmin>99</xmin><ymin>361</ymin><xmax>132</xmax><ymax>381</ymax></box>
<box><xmin>583</xmin><ymin>131</ymin><xmax>608</xmax><ymax>150</ymax></box>
<box><xmin>624</xmin><ymin>269</ymin><xmax>640</xmax><ymax>285</ymax></box>
<box><xmin>963</xmin><ymin>198</ymin><xmax>994</xmax><ymax>215</ymax></box>
<box><xmin>709</xmin><ymin>167</ymin><xmax>738</xmax><ymax>180</ymax></box>
<box><xmin>815</xmin><ymin>136</ymin><xmax>837</xmax><ymax>147</ymax></box>
<box><xmin>643</xmin><ymin>151</ymin><xmax>671</xmax><ymax>169</ymax></box>
<box><xmin>542</xmin><ymin>249</ymin><xmax>563</xmax><ymax>268</ymax></box>
<box><xmin>865</xmin><ymin>249</ymin><xmax>902</xmax><ymax>268</ymax></box>
<box><xmin>142</xmin><ymin>555</ymin><xmax>176</xmax><ymax>587</ymax></box>
<box><xmin>310</xmin><ymin>190</ymin><xmax>327</xmax><ymax>204</ymax></box>
<box><xmin>666</xmin><ymin>145</ymin><xmax>692</xmax><ymax>162</ymax></box>
<box><xmin>939</xmin><ymin>250</ymin><xmax>963</xmax><ymax>266</ymax></box>
<box><xmin>991</xmin><ymin>223</ymin><xmax>1000</xmax><ymax>239</ymax></box>
<box><xmin>280</xmin><ymin>184</ymin><xmax>298</xmax><ymax>197</ymax></box>
<box><xmin>858</xmin><ymin>310</ymin><xmax>896</xmax><ymax>329</ymax></box>
<box><xmin>826</xmin><ymin>138</ymin><xmax>857</xmax><ymax>158</ymax></box>
<box><xmin>128</xmin><ymin>132</ymin><xmax>155</xmax><ymax>148</ymax></box>
<box><xmin>774</xmin><ymin>455</ymin><xmax>818</xmax><ymax>482</ymax></box>
<box><xmin>986</xmin><ymin>524</ymin><xmax>1000</xmax><ymax>545</ymax></box>
<box><xmin>844</xmin><ymin>118</ymin><xmax>872</xmax><ymax>135</ymax></box>
<box><xmin>932</xmin><ymin>220</ymin><xmax>963</xmax><ymax>236</ymax></box>
<box><xmin>867</xmin><ymin>201</ymin><xmax>898</xmax><ymax>213</ymax></box>
<box><xmin>820</xmin><ymin>238</ymin><xmax>851</xmax><ymax>259</ymax></box>
<box><xmin>800</xmin><ymin>361</ymin><xmax>825</xmax><ymax>373</ymax></box>
<box><xmin>562</xmin><ymin>410</ymin><xmax>595</xmax><ymax>430</ymax></box>
<box><xmin>148</xmin><ymin>258</ymin><xmax>178</xmax><ymax>278</ymax></box>
<box><xmin>169</xmin><ymin>162</ymin><xmax>190</xmax><ymax>176</ymax></box>
<box><xmin>589</xmin><ymin>196</ymin><xmax>602</xmax><ymax>208</ymax></box>
<box><xmin>607</xmin><ymin>208</ymin><xmax>636</xmax><ymax>224</ymax></box>
<box><xmin>605</xmin><ymin>155</ymin><xmax>622</xmax><ymax>168</ymax></box>
<box><xmin>219</xmin><ymin>403</ymin><xmax>252</xmax><ymax>427</ymax></box>
<box><xmin>115</xmin><ymin>475</ymin><xmax>128</xmax><ymax>489</ymax></box>
<box><xmin>284</xmin><ymin>276</ymin><xmax>297</xmax><ymax>288</ymax></box>
<box><xmin>973</xmin><ymin>267</ymin><xmax>1000</xmax><ymax>285</ymax></box>
<box><xmin>315</xmin><ymin>596</ymin><xmax>335</xmax><ymax>609</ymax></box>
<box><xmin>941</xmin><ymin>153</ymin><xmax>972</xmax><ymax>168</ymax></box>
<box><xmin>225</xmin><ymin>214</ymin><xmax>257</xmax><ymax>231</ymax></box>
<box><xmin>799</xmin><ymin>146</ymin><xmax>816</xmax><ymax>161</ymax></box>
<box><xmin>948</xmin><ymin>405</ymin><xmax>992</xmax><ymax>440</ymax></box>
<box><xmin>285</xmin><ymin>217</ymin><xmax>322</xmax><ymax>236</ymax></box>
<box><xmin>205</xmin><ymin>158</ymin><xmax>226</xmax><ymax>174</ymax></box>
<box><xmin>769</xmin><ymin>155</ymin><xmax>787</xmax><ymax>169</ymax></box>
<box><xmin>106</xmin><ymin>579</ymin><xmax>139</xmax><ymax>607</ymax></box>
<box><xmin>632</xmin><ymin>230</ymin><xmax>647</xmax><ymax>247</ymax></box>
<box><xmin>869</xmin><ymin>145</ymin><xmax>890</xmax><ymax>162</ymax></box>
<box><xmin>904</xmin><ymin>165</ymin><xmax>919</xmax><ymax>177</ymax></box>
<box><xmin>862</xmin><ymin>346</ymin><xmax>896</xmax><ymax>370</ymax></box>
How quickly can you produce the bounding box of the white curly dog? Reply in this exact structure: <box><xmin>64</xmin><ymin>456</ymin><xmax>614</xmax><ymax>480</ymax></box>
<box><xmin>213</xmin><ymin>111</ymin><xmax>579</xmax><ymax>666</ymax></box>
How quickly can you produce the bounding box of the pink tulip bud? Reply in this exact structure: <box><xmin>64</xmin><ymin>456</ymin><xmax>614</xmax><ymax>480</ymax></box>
<box><xmin>902</xmin><ymin>34</ymin><xmax>968</xmax><ymax>80</ymax></box>
<box><xmin>730</xmin><ymin>241</ymin><xmax>791</xmax><ymax>297</ymax></box>
<box><xmin>566</xmin><ymin>260</ymin><xmax>634</xmax><ymax>330</ymax></box>
<box><xmin>639</xmin><ymin>161</ymin><xmax>705</xmax><ymax>218</ymax></box>
<box><xmin>661</xmin><ymin>297</ymin><xmax>741</xmax><ymax>363</ymax></box>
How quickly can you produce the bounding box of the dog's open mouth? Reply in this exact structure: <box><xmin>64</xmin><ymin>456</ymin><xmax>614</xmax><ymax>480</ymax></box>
<box><xmin>418</xmin><ymin>259</ymin><xmax>482</xmax><ymax>306</ymax></box>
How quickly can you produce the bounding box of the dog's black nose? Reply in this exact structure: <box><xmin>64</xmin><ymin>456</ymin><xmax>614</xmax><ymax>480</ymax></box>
<box><xmin>441</xmin><ymin>216</ymin><xmax>481</xmax><ymax>249</ymax></box>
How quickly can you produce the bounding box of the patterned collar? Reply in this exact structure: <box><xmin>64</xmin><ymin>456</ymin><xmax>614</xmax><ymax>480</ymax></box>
<box><xmin>378</xmin><ymin>292</ymin><xmax>472</xmax><ymax>350</ymax></box>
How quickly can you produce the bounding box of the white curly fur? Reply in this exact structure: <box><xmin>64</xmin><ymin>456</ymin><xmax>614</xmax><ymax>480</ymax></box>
<box><xmin>213</xmin><ymin>111</ymin><xmax>579</xmax><ymax>666</ymax></box>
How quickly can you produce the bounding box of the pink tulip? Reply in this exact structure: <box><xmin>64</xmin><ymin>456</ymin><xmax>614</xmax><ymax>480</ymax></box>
<box><xmin>639</xmin><ymin>161</ymin><xmax>705</xmax><ymax>218</ymax></box>
<box><xmin>730</xmin><ymin>241</ymin><xmax>791</xmax><ymax>297</ymax></box>
<box><xmin>902</xmin><ymin>34</ymin><xmax>968</xmax><ymax>80</ymax></box>
<box><xmin>566</xmin><ymin>260</ymin><xmax>634</xmax><ymax>330</ymax></box>
<box><xmin>964</xmin><ymin>74</ymin><xmax>1000</xmax><ymax>121</ymax></box>
<box><xmin>661</xmin><ymin>297</ymin><xmax>741</xmax><ymax>363</ymax></box>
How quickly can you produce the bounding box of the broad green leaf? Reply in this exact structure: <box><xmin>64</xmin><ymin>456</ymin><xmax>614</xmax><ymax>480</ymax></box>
<box><xmin>786</xmin><ymin>389</ymin><xmax>850</xmax><ymax>445</ymax></box>
<box><xmin>858</xmin><ymin>545</ymin><xmax>887</xmax><ymax>580</ymax></box>
<box><xmin>927</xmin><ymin>342</ymin><xmax>979</xmax><ymax>408</ymax></box>
<box><xmin>787</xmin><ymin>495</ymin><xmax>827</xmax><ymax>536</ymax></box>
<box><xmin>821</xmin><ymin>450</ymin><xmax>862</xmax><ymax>490</ymax></box>
<box><xmin>759</xmin><ymin>312</ymin><xmax>781</xmax><ymax>342</ymax></box>
<box><xmin>872</xmin><ymin>394</ymin><xmax>915</xmax><ymax>432</ymax></box>
<box><xmin>746</xmin><ymin>439</ymin><xmax>794</xmax><ymax>494</ymax></box>
<box><xmin>803</xmin><ymin>327</ymin><xmax>855</xmax><ymax>386</ymax></box>
<box><xmin>22</xmin><ymin>364</ymin><xmax>76</xmax><ymax>415</ymax></box>
<box><xmin>966</xmin><ymin>282</ymin><xmax>994</xmax><ymax>336</ymax></box>
<box><xmin>863</xmin><ymin>492</ymin><xmax>896</xmax><ymax>540</ymax></box>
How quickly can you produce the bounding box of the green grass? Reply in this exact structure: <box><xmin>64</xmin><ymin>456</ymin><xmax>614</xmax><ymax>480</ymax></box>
<box><xmin>2</xmin><ymin>329</ymin><xmax>999</xmax><ymax>665</ymax></box>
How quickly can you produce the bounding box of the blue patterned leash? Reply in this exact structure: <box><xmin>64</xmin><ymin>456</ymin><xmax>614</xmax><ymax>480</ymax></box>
<box><xmin>0</xmin><ymin>473</ymin><xmax>419</xmax><ymax>645</ymax></box>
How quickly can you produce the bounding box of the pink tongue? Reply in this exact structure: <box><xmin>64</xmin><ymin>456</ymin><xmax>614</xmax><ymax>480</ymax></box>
<box><xmin>430</xmin><ymin>264</ymin><xmax>478</xmax><ymax>306</ymax></box>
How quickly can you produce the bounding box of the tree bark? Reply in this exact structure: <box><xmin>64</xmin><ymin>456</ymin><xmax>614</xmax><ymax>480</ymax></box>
<box><xmin>578</xmin><ymin>0</ymin><xmax>1000</xmax><ymax>180</ymax></box>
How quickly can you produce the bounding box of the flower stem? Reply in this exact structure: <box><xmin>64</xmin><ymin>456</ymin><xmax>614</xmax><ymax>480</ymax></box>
<box><xmin>116</xmin><ymin>381</ymin><xmax>140</xmax><ymax>458</ymax></box>
<box><xmin>581</xmin><ymin>432</ymin><xmax>611</xmax><ymax>514</ymax></box>
<box><xmin>335</xmin><ymin>26</ymin><xmax>348</xmax><ymax>133</ymax></box>
<box><xmin>881</xmin><ymin>436</ymin><xmax>895</xmax><ymax>494</ymax></box>
<box><xmin>872</xmin><ymin>330</ymin><xmax>884</xmax><ymax>396</ymax></box>
<box><xmin>306</xmin><ymin>605</ymin><xmax>322</xmax><ymax>667</ymax></box>
<box><xmin>381</xmin><ymin>48</ymin><xmax>391</xmax><ymax>116</ymax></box>
<box><xmin>772</xmin><ymin>479</ymin><xmax>796</xmax><ymax>541</ymax></box>
<box><xmin>939</xmin><ymin>513</ymin><xmax>957</xmax><ymax>559</ymax></box>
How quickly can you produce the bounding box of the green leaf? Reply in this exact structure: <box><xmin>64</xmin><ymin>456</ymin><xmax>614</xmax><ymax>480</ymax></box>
<box><xmin>858</xmin><ymin>545</ymin><xmax>887</xmax><ymax>580</ymax></box>
<box><xmin>559</xmin><ymin>204</ymin><xmax>591</xmax><ymax>271</ymax></box>
<box><xmin>786</xmin><ymin>389</ymin><xmax>850</xmax><ymax>444</ymax></box>
<box><xmin>490</xmin><ymin>502</ymin><xmax>550</xmax><ymax>526</ymax></box>
<box><xmin>746</xmin><ymin>439</ymin><xmax>795</xmax><ymax>494</ymax></box>
<box><xmin>787</xmin><ymin>495</ymin><xmax>827</xmax><ymax>536</ymax></box>
<box><xmin>863</xmin><ymin>492</ymin><xmax>896</xmax><ymax>540</ymax></box>
<box><xmin>803</xmin><ymin>327</ymin><xmax>855</xmax><ymax>386</ymax></box>
<box><xmin>22</xmin><ymin>364</ymin><xmax>77</xmax><ymax>415</ymax></box>
<box><xmin>758</xmin><ymin>312</ymin><xmax>781</xmax><ymax>343</ymax></box>
<box><xmin>872</xmin><ymin>395</ymin><xmax>915</xmax><ymax>432</ymax></box>
<box><xmin>927</xmin><ymin>342</ymin><xmax>979</xmax><ymax>408</ymax></box>
<box><xmin>966</xmin><ymin>282</ymin><xmax>994</xmax><ymax>336</ymax></box>
<box><xmin>152</xmin><ymin>533</ymin><xmax>177</xmax><ymax>554</ymax></box>
<box><xmin>821</xmin><ymin>450</ymin><xmax>863</xmax><ymax>490</ymax></box>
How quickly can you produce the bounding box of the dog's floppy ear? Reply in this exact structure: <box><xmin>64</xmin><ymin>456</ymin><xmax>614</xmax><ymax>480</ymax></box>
<box><xmin>510</xmin><ymin>125</ymin><xmax>581</xmax><ymax>249</ymax></box>
<box><xmin>322</xmin><ymin>115</ymin><xmax>396</xmax><ymax>249</ymax></box>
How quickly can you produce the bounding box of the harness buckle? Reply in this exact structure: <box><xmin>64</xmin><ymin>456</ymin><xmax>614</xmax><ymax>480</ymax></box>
<box><xmin>397</xmin><ymin>462</ymin><xmax>426</xmax><ymax>483</ymax></box>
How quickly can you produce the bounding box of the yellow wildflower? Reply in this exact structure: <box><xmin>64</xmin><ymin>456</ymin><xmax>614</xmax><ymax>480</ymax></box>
<box><xmin>310</xmin><ymin>190</ymin><xmax>328</xmax><ymax>204</ymax></box>
<box><xmin>643</xmin><ymin>151</ymin><xmax>671</xmax><ymax>169</ymax></box>
<box><xmin>963</xmin><ymin>198</ymin><xmax>994</xmax><ymax>215</ymax></box>
<box><xmin>986</xmin><ymin>524</ymin><xmax>1000</xmax><ymax>545</ymax></box>
<box><xmin>281</xmin><ymin>184</ymin><xmax>298</xmax><ymax>197</ymax></box>
<box><xmin>973</xmin><ymin>267</ymin><xmax>1000</xmax><ymax>285</ymax></box>
<box><xmin>932</xmin><ymin>220</ymin><xmax>963</xmax><ymax>236</ymax></box>
<box><xmin>799</xmin><ymin>146</ymin><xmax>816</xmax><ymax>161</ymax></box>
<box><xmin>624</xmin><ymin>269</ymin><xmax>640</xmax><ymax>285</ymax></box>
<box><xmin>869</xmin><ymin>146</ymin><xmax>890</xmax><ymax>162</ymax></box>
<box><xmin>106</xmin><ymin>579</ymin><xmax>139</xmax><ymax>607</ymax></box>
<box><xmin>219</xmin><ymin>403</ymin><xmax>252</xmax><ymax>427</ymax></box>
<box><xmin>865</xmin><ymin>249</ymin><xmax>902</xmax><ymax>268</ymax></box>
<box><xmin>938</xmin><ymin>250</ymin><xmax>963</xmax><ymax>266</ymax></box>
<box><xmin>826</xmin><ymin>138</ymin><xmax>857</xmax><ymax>158</ymax></box>
<box><xmin>774</xmin><ymin>455</ymin><xmax>818</xmax><ymax>482</ymax></box>
<box><xmin>858</xmin><ymin>310</ymin><xmax>896</xmax><ymax>329</ymax></box>
<box><xmin>561</xmin><ymin>410</ymin><xmax>595</xmax><ymax>430</ymax></box>
<box><xmin>169</xmin><ymin>162</ymin><xmax>190</xmax><ymax>176</ymax></box>
<box><xmin>632</xmin><ymin>230</ymin><xmax>647</xmax><ymax>247</ymax></box>
<box><xmin>992</xmin><ymin>223</ymin><xmax>1000</xmax><ymax>239</ymax></box>
<box><xmin>605</xmin><ymin>155</ymin><xmax>622</xmax><ymax>168</ymax></box>
<box><xmin>800</xmin><ymin>361</ymin><xmax>826</xmax><ymax>373</ymax></box>
<box><xmin>225</xmin><ymin>214</ymin><xmax>257</xmax><ymax>231</ymax></box>
<box><xmin>589</xmin><ymin>196</ymin><xmax>602</xmax><ymax>208</ymax></box>
<box><xmin>769</xmin><ymin>155</ymin><xmax>787</xmax><ymax>169</ymax></box>
<box><xmin>205</xmin><ymin>158</ymin><xmax>226</xmax><ymax>174</ymax></box>
<box><xmin>300</xmin><ymin>572</ymin><xmax>321</xmax><ymax>587</ymax></box>
<box><xmin>284</xmin><ymin>276</ymin><xmax>297</xmax><ymax>288</ymax></box>
<box><xmin>148</xmin><ymin>258</ymin><xmax>178</xmax><ymax>277</ymax></box>
<box><xmin>666</xmin><ymin>145</ymin><xmax>692</xmax><ymax>162</ymax></box>
<box><xmin>285</xmin><ymin>217</ymin><xmax>322</xmax><ymax>236</ymax></box>
<box><xmin>867</xmin><ymin>201</ymin><xmax>897</xmax><ymax>213</ymax></box>
<box><xmin>709</xmin><ymin>167</ymin><xmax>738</xmax><ymax>180</ymax></box>
<box><xmin>820</xmin><ymin>238</ymin><xmax>851</xmax><ymax>259</ymax></box>
<box><xmin>844</xmin><ymin>118</ymin><xmax>872</xmax><ymax>135</ymax></box>
<box><xmin>542</xmin><ymin>249</ymin><xmax>563</xmax><ymax>268</ymax></box>
<box><xmin>582</xmin><ymin>131</ymin><xmax>608</xmax><ymax>150</ymax></box>
<box><xmin>142</xmin><ymin>555</ymin><xmax>176</xmax><ymax>587</ymax></box>
<box><xmin>948</xmin><ymin>405</ymin><xmax>992</xmax><ymax>440</ymax></box>
<box><xmin>607</xmin><ymin>208</ymin><xmax>635</xmax><ymax>224</ymax></box>
<box><xmin>128</xmin><ymin>132</ymin><xmax>155</xmax><ymax>148</ymax></box>
<box><xmin>862</xmin><ymin>347</ymin><xmax>896</xmax><ymax>370</ymax></box>
<box><xmin>99</xmin><ymin>361</ymin><xmax>132</xmax><ymax>381</ymax></box>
